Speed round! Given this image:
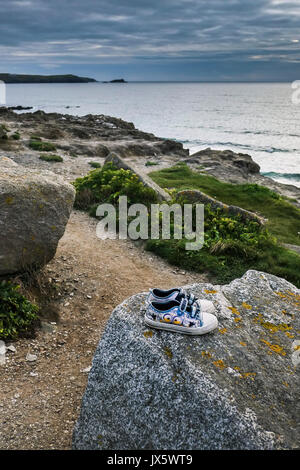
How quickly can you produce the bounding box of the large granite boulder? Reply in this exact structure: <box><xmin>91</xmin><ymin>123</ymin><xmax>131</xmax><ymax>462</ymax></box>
<box><xmin>0</xmin><ymin>157</ymin><xmax>75</xmax><ymax>275</ymax></box>
<box><xmin>73</xmin><ymin>270</ymin><xmax>300</xmax><ymax>450</ymax></box>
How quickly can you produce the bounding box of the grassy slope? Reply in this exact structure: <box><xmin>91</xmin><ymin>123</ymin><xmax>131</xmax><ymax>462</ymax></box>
<box><xmin>148</xmin><ymin>164</ymin><xmax>300</xmax><ymax>286</ymax></box>
<box><xmin>150</xmin><ymin>163</ymin><xmax>300</xmax><ymax>245</ymax></box>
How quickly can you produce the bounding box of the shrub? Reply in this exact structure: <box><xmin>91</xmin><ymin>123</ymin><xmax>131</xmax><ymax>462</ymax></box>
<box><xmin>39</xmin><ymin>154</ymin><xmax>63</xmax><ymax>162</ymax></box>
<box><xmin>88</xmin><ymin>161</ymin><xmax>101</xmax><ymax>168</ymax></box>
<box><xmin>73</xmin><ymin>162</ymin><xmax>159</xmax><ymax>210</ymax></box>
<box><xmin>29</xmin><ymin>140</ymin><xmax>56</xmax><ymax>152</ymax></box>
<box><xmin>11</xmin><ymin>132</ymin><xmax>20</xmax><ymax>140</ymax></box>
<box><xmin>0</xmin><ymin>281</ymin><xmax>39</xmax><ymax>340</ymax></box>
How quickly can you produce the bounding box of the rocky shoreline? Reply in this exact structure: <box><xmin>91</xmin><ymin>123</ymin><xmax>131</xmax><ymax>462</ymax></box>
<box><xmin>0</xmin><ymin>107</ymin><xmax>299</xmax><ymax>206</ymax></box>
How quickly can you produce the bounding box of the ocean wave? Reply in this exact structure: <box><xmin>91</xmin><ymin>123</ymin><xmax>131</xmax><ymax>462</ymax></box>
<box><xmin>262</xmin><ymin>172</ymin><xmax>300</xmax><ymax>181</ymax></box>
<box><xmin>176</xmin><ymin>139</ymin><xmax>296</xmax><ymax>154</ymax></box>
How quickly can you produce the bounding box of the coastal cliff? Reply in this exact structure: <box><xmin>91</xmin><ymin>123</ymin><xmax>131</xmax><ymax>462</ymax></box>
<box><xmin>0</xmin><ymin>74</ymin><xmax>97</xmax><ymax>83</ymax></box>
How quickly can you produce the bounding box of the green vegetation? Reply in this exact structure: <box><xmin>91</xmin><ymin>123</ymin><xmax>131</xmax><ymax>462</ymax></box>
<box><xmin>0</xmin><ymin>281</ymin><xmax>38</xmax><ymax>340</ymax></box>
<box><xmin>145</xmin><ymin>161</ymin><xmax>159</xmax><ymax>167</ymax></box>
<box><xmin>0</xmin><ymin>124</ymin><xmax>8</xmax><ymax>140</ymax></box>
<box><xmin>29</xmin><ymin>140</ymin><xmax>56</xmax><ymax>152</ymax></box>
<box><xmin>0</xmin><ymin>124</ymin><xmax>9</xmax><ymax>132</ymax></box>
<box><xmin>88</xmin><ymin>161</ymin><xmax>101</xmax><ymax>168</ymax></box>
<box><xmin>11</xmin><ymin>132</ymin><xmax>20</xmax><ymax>140</ymax></box>
<box><xmin>30</xmin><ymin>135</ymin><xmax>42</xmax><ymax>141</ymax></box>
<box><xmin>39</xmin><ymin>154</ymin><xmax>63</xmax><ymax>162</ymax></box>
<box><xmin>73</xmin><ymin>162</ymin><xmax>158</xmax><ymax>215</ymax></box>
<box><xmin>72</xmin><ymin>163</ymin><xmax>300</xmax><ymax>287</ymax></box>
<box><xmin>150</xmin><ymin>163</ymin><xmax>300</xmax><ymax>245</ymax></box>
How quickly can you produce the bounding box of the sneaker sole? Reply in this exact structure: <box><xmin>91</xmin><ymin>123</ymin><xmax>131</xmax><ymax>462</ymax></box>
<box><xmin>144</xmin><ymin>315</ymin><xmax>218</xmax><ymax>335</ymax></box>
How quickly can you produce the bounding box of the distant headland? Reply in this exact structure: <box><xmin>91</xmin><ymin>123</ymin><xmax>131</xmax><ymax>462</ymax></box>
<box><xmin>0</xmin><ymin>73</ymin><xmax>97</xmax><ymax>83</ymax></box>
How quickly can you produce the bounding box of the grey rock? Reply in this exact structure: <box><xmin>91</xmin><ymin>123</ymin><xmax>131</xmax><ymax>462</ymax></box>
<box><xmin>0</xmin><ymin>340</ymin><xmax>6</xmax><ymax>355</ymax></box>
<box><xmin>186</xmin><ymin>148</ymin><xmax>260</xmax><ymax>178</ymax></box>
<box><xmin>186</xmin><ymin>148</ymin><xmax>300</xmax><ymax>206</ymax></box>
<box><xmin>0</xmin><ymin>157</ymin><xmax>75</xmax><ymax>275</ymax></box>
<box><xmin>176</xmin><ymin>189</ymin><xmax>265</xmax><ymax>225</ymax></box>
<box><xmin>105</xmin><ymin>152</ymin><xmax>171</xmax><ymax>201</ymax></box>
<box><xmin>26</xmin><ymin>353</ymin><xmax>37</xmax><ymax>362</ymax></box>
<box><xmin>73</xmin><ymin>270</ymin><xmax>300</xmax><ymax>450</ymax></box>
<box><xmin>7</xmin><ymin>344</ymin><xmax>16</xmax><ymax>353</ymax></box>
<box><xmin>40</xmin><ymin>321</ymin><xmax>56</xmax><ymax>334</ymax></box>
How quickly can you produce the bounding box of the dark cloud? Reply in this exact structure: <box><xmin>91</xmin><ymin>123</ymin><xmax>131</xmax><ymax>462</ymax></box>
<box><xmin>0</xmin><ymin>0</ymin><xmax>300</xmax><ymax>80</ymax></box>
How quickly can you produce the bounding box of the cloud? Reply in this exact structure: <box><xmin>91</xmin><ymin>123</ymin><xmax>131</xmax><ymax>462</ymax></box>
<box><xmin>0</xmin><ymin>0</ymin><xmax>300</xmax><ymax>80</ymax></box>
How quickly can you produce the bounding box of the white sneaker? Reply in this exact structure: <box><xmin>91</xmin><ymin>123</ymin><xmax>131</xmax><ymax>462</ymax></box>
<box><xmin>145</xmin><ymin>296</ymin><xmax>218</xmax><ymax>335</ymax></box>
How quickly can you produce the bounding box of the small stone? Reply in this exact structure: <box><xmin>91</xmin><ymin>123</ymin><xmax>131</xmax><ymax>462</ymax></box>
<box><xmin>41</xmin><ymin>321</ymin><xmax>56</xmax><ymax>334</ymax></box>
<box><xmin>7</xmin><ymin>345</ymin><xmax>16</xmax><ymax>353</ymax></box>
<box><xmin>81</xmin><ymin>366</ymin><xmax>92</xmax><ymax>373</ymax></box>
<box><xmin>30</xmin><ymin>372</ymin><xmax>38</xmax><ymax>377</ymax></box>
<box><xmin>86</xmin><ymin>295</ymin><xmax>92</xmax><ymax>299</ymax></box>
<box><xmin>0</xmin><ymin>340</ymin><xmax>6</xmax><ymax>355</ymax></box>
<box><xmin>26</xmin><ymin>353</ymin><xmax>37</xmax><ymax>362</ymax></box>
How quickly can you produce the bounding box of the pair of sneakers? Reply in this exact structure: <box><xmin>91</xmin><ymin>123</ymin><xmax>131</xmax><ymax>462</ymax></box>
<box><xmin>144</xmin><ymin>287</ymin><xmax>218</xmax><ymax>335</ymax></box>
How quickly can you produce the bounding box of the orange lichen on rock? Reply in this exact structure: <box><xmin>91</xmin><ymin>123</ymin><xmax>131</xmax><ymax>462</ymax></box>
<box><xmin>242</xmin><ymin>302</ymin><xmax>252</xmax><ymax>309</ymax></box>
<box><xmin>213</xmin><ymin>359</ymin><xmax>226</xmax><ymax>370</ymax></box>
<box><xmin>204</xmin><ymin>289</ymin><xmax>218</xmax><ymax>294</ymax></box>
<box><xmin>219</xmin><ymin>327</ymin><xmax>227</xmax><ymax>334</ymax></box>
<box><xmin>228</xmin><ymin>306</ymin><xmax>240</xmax><ymax>316</ymax></box>
<box><xmin>254</xmin><ymin>314</ymin><xmax>292</xmax><ymax>334</ymax></box>
<box><xmin>261</xmin><ymin>339</ymin><xmax>286</xmax><ymax>356</ymax></box>
<box><xmin>240</xmin><ymin>372</ymin><xmax>256</xmax><ymax>380</ymax></box>
<box><xmin>201</xmin><ymin>351</ymin><xmax>212</xmax><ymax>359</ymax></box>
<box><xmin>143</xmin><ymin>330</ymin><xmax>153</xmax><ymax>338</ymax></box>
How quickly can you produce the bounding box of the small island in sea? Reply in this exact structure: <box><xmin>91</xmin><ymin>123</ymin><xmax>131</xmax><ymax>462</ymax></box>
<box><xmin>0</xmin><ymin>73</ymin><xmax>97</xmax><ymax>83</ymax></box>
<box><xmin>102</xmin><ymin>78</ymin><xmax>127</xmax><ymax>83</ymax></box>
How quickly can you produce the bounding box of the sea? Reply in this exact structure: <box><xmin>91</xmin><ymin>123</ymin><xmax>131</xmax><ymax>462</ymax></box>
<box><xmin>4</xmin><ymin>81</ymin><xmax>300</xmax><ymax>187</ymax></box>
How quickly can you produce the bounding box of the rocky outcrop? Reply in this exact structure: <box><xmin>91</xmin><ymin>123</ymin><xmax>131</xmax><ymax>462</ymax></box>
<box><xmin>105</xmin><ymin>152</ymin><xmax>171</xmax><ymax>201</ymax></box>
<box><xmin>0</xmin><ymin>108</ymin><xmax>188</xmax><ymax>160</ymax></box>
<box><xmin>186</xmin><ymin>148</ymin><xmax>261</xmax><ymax>181</ymax></box>
<box><xmin>186</xmin><ymin>148</ymin><xmax>300</xmax><ymax>206</ymax></box>
<box><xmin>0</xmin><ymin>157</ymin><xmax>75</xmax><ymax>275</ymax></box>
<box><xmin>176</xmin><ymin>189</ymin><xmax>265</xmax><ymax>225</ymax></box>
<box><xmin>73</xmin><ymin>270</ymin><xmax>299</xmax><ymax>450</ymax></box>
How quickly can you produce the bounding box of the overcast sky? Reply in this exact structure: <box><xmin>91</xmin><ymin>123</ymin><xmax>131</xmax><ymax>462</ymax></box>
<box><xmin>1</xmin><ymin>0</ymin><xmax>300</xmax><ymax>81</ymax></box>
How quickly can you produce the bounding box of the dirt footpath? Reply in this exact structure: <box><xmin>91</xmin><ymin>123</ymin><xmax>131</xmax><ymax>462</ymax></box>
<box><xmin>0</xmin><ymin>210</ymin><xmax>206</xmax><ymax>450</ymax></box>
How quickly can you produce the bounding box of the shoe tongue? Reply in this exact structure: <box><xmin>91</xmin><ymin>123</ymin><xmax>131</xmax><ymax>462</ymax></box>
<box><xmin>175</xmin><ymin>288</ymin><xmax>186</xmax><ymax>303</ymax></box>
